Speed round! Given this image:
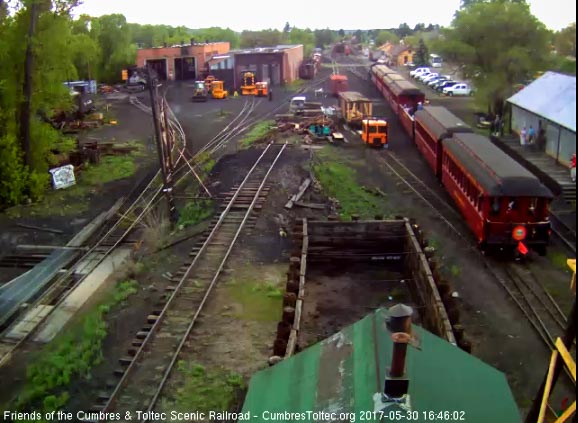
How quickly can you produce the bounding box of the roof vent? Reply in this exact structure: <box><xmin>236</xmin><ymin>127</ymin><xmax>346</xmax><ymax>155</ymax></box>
<box><xmin>383</xmin><ymin>304</ymin><xmax>413</xmax><ymax>398</ymax></box>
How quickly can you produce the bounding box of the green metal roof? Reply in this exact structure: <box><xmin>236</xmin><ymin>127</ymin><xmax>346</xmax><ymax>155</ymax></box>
<box><xmin>242</xmin><ymin>308</ymin><xmax>520</xmax><ymax>422</ymax></box>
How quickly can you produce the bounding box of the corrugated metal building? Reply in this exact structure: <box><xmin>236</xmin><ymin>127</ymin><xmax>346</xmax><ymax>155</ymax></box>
<box><xmin>206</xmin><ymin>45</ymin><xmax>303</xmax><ymax>92</ymax></box>
<box><xmin>136</xmin><ymin>40</ymin><xmax>230</xmax><ymax>81</ymax></box>
<box><xmin>242</xmin><ymin>308</ymin><xmax>520</xmax><ymax>422</ymax></box>
<box><xmin>507</xmin><ymin>72</ymin><xmax>576</xmax><ymax>166</ymax></box>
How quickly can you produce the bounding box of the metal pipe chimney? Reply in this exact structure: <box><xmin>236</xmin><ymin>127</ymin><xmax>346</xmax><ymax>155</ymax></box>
<box><xmin>384</xmin><ymin>304</ymin><xmax>413</xmax><ymax>398</ymax></box>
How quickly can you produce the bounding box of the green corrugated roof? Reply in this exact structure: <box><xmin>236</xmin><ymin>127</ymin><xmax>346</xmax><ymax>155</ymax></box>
<box><xmin>242</xmin><ymin>308</ymin><xmax>520</xmax><ymax>422</ymax></box>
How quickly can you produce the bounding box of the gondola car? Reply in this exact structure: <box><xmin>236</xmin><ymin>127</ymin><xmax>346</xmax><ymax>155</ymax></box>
<box><xmin>413</xmin><ymin>106</ymin><xmax>473</xmax><ymax>176</ymax></box>
<box><xmin>441</xmin><ymin>133</ymin><xmax>552</xmax><ymax>254</ymax></box>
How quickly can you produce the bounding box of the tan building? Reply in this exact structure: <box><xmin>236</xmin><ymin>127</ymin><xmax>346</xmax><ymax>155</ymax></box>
<box><xmin>136</xmin><ymin>40</ymin><xmax>230</xmax><ymax>80</ymax></box>
<box><xmin>377</xmin><ymin>42</ymin><xmax>414</xmax><ymax>66</ymax></box>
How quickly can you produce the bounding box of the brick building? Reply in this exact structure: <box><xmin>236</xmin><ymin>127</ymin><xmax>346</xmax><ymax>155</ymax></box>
<box><xmin>136</xmin><ymin>40</ymin><xmax>230</xmax><ymax>81</ymax></box>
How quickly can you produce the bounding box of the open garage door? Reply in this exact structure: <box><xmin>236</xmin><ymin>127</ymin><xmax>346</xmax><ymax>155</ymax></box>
<box><xmin>175</xmin><ymin>57</ymin><xmax>196</xmax><ymax>81</ymax></box>
<box><xmin>146</xmin><ymin>59</ymin><xmax>167</xmax><ymax>80</ymax></box>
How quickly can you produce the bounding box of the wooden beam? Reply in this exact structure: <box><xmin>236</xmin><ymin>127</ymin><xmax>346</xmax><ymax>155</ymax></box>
<box><xmin>555</xmin><ymin>338</ymin><xmax>576</xmax><ymax>382</ymax></box>
<box><xmin>285</xmin><ymin>178</ymin><xmax>311</xmax><ymax>209</ymax></box>
<box><xmin>539</xmin><ymin>351</ymin><xmax>560</xmax><ymax>423</ymax></box>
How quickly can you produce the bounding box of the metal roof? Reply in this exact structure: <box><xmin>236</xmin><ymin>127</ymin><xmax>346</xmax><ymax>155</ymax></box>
<box><xmin>390</xmin><ymin>80</ymin><xmax>424</xmax><ymax>97</ymax></box>
<box><xmin>444</xmin><ymin>133</ymin><xmax>553</xmax><ymax>198</ymax></box>
<box><xmin>415</xmin><ymin>106</ymin><xmax>473</xmax><ymax>140</ymax></box>
<box><xmin>242</xmin><ymin>308</ymin><xmax>520</xmax><ymax>422</ymax></box>
<box><xmin>507</xmin><ymin>71</ymin><xmax>576</xmax><ymax>133</ymax></box>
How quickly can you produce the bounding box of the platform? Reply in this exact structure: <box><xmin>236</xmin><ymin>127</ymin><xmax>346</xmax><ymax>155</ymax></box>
<box><xmin>491</xmin><ymin>134</ymin><xmax>576</xmax><ymax>204</ymax></box>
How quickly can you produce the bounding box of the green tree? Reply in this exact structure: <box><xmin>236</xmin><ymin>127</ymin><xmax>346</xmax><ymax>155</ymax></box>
<box><xmin>283</xmin><ymin>22</ymin><xmax>291</xmax><ymax>33</ymax></box>
<box><xmin>375</xmin><ymin>30</ymin><xmax>399</xmax><ymax>46</ymax></box>
<box><xmin>555</xmin><ymin>23</ymin><xmax>576</xmax><ymax>57</ymax></box>
<box><xmin>396</xmin><ymin>23</ymin><xmax>412</xmax><ymax>38</ymax></box>
<box><xmin>91</xmin><ymin>14</ymin><xmax>136</xmax><ymax>82</ymax></box>
<box><xmin>338</xmin><ymin>29</ymin><xmax>345</xmax><ymax>37</ymax></box>
<box><xmin>438</xmin><ymin>1</ymin><xmax>551</xmax><ymax>114</ymax></box>
<box><xmin>414</xmin><ymin>39</ymin><xmax>429</xmax><ymax>66</ymax></box>
<box><xmin>314</xmin><ymin>29</ymin><xmax>335</xmax><ymax>48</ymax></box>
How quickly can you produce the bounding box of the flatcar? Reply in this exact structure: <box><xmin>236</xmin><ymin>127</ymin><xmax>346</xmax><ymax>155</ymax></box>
<box><xmin>368</xmin><ymin>65</ymin><xmax>553</xmax><ymax>255</ymax></box>
<box><xmin>441</xmin><ymin>133</ymin><xmax>552</xmax><ymax>254</ymax></box>
<box><xmin>414</xmin><ymin>106</ymin><xmax>473</xmax><ymax>176</ymax></box>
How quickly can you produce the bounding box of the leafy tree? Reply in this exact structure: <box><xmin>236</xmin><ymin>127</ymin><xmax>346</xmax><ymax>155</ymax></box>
<box><xmin>91</xmin><ymin>14</ymin><xmax>136</xmax><ymax>82</ymax></box>
<box><xmin>437</xmin><ymin>1</ymin><xmax>551</xmax><ymax>114</ymax></box>
<box><xmin>414</xmin><ymin>38</ymin><xmax>429</xmax><ymax>66</ymax></box>
<box><xmin>240</xmin><ymin>29</ymin><xmax>283</xmax><ymax>48</ymax></box>
<box><xmin>375</xmin><ymin>30</ymin><xmax>399</xmax><ymax>46</ymax></box>
<box><xmin>283</xmin><ymin>22</ymin><xmax>291</xmax><ymax>33</ymax></box>
<box><xmin>555</xmin><ymin>23</ymin><xmax>576</xmax><ymax>57</ymax></box>
<box><xmin>338</xmin><ymin>29</ymin><xmax>345</xmax><ymax>37</ymax></box>
<box><xmin>287</xmin><ymin>27</ymin><xmax>315</xmax><ymax>54</ymax></box>
<box><xmin>396</xmin><ymin>23</ymin><xmax>412</xmax><ymax>38</ymax></box>
<box><xmin>314</xmin><ymin>28</ymin><xmax>335</xmax><ymax>48</ymax></box>
<box><xmin>413</xmin><ymin>23</ymin><xmax>425</xmax><ymax>32</ymax></box>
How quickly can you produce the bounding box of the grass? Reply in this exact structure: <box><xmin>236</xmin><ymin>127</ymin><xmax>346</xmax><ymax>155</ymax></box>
<box><xmin>284</xmin><ymin>79</ymin><xmax>306</xmax><ymax>92</ymax></box>
<box><xmin>6</xmin><ymin>151</ymin><xmax>144</xmax><ymax>218</ymax></box>
<box><xmin>312</xmin><ymin>147</ymin><xmax>388</xmax><ymax>219</ymax></box>
<box><xmin>239</xmin><ymin>120</ymin><xmax>275</xmax><ymax>148</ymax></box>
<box><xmin>165</xmin><ymin>361</ymin><xmax>244</xmax><ymax>414</ymax></box>
<box><xmin>547</xmin><ymin>250</ymin><xmax>572</xmax><ymax>272</ymax></box>
<box><xmin>177</xmin><ymin>199</ymin><xmax>214</xmax><ymax>229</ymax></box>
<box><xmin>13</xmin><ymin>280</ymin><xmax>139</xmax><ymax>416</ymax></box>
<box><xmin>226</xmin><ymin>278</ymin><xmax>284</xmax><ymax>322</ymax></box>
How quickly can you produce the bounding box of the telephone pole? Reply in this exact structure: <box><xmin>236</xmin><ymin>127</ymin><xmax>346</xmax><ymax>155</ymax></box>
<box><xmin>147</xmin><ymin>67</ymin><xmax>179</xmax><ymax>226</ymax></box>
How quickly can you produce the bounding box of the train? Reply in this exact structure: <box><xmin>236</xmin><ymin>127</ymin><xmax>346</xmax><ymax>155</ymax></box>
<box><xmin>299</xmin><ymin>52</ymin><xmax>322</xmax><ymax>80</ymax></box>
<box><xmin>369</xmin><ymin>64</ymin><xmax>553</xmax><ymax>255</ymax></box>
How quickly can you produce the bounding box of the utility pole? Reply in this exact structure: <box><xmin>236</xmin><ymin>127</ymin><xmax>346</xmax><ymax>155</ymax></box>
<box><xmin>525</xmin><ymin>297</ymin><xmax>576</xmax><ymax>423</ymax></box>
<box><xmin>147</xmin><ymin>67</ymin><xmax>179</xmax><ymax>226</ymax></box>
<box><xmin>19</xmin><ymin>0</ymin><xmax>37</xmax><ymax>168</ymax></box>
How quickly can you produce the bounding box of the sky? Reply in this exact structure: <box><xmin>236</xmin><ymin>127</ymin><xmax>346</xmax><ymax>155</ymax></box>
<box><xmin>74</xmin><ymin>0</ymin><xmax>576</xmax><ymax>31</ymax></box>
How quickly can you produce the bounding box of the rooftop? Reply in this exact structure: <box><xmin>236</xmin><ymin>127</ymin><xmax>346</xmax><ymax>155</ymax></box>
<box><xmin>507</xmin><ymin>71</ymin><xmax>576</xmax><ymax>133</ymax></box>
<box><xmin>242</xmin><ymin>308</ymin><xmax>520</xmax><ymax>422</ymax></box>
<box><xmin>235</xmin><ymin>45</ymin><xmax>302</xmax><ymax>54</ymax></box>
<box><xmin>415</xmin><ymin>106</ymin><xmax>473</xmax><ymax>140</ymax></box>
<box><xmin>445</xmin><ymin>133</ymin><xmax>553</xmax><ymax>198</ymax></box>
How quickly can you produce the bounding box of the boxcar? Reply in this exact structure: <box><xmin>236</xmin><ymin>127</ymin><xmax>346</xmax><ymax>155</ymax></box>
<box><xmin>414</xmin><ymin>106</ymin><xmax>473</xmax><ymax>176</ymax></box>
<box><xmin>299</xmin><ymin>62</ymin><xmax>316</xmax><ymax>80</ymax></box>
<box><xmin>441</xmin><ymin>133</ymin><xmax>552</xmax><ymax>253</ymax></box>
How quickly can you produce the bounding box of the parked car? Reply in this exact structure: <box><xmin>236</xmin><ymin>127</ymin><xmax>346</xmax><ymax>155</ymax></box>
<box><xmin>435</xmin><ymin>80</ymin><xmax>458</xmax><ymax>91</ymax></box>
<box><xmin>421</xmin><ymin>73</ymin><xmax>440</xmax><ymax>84</ymax></box>
<box><xmin>416</xmin><ymin>72</ymin><xmax>433</xmax><ymax>82</ymax></box>
<box><xmin>443</xmin><ymin>83</ymin><xmax>473</xmax><ymax>96</ymax></box>
<box><xmin>427</xmin><ymin>76</ymin><xmax>449</xmax><ymax>87</ymax></box>
<box><xmin>410</xmin><ymin>67</ymin><xmax>430</xmax><ymax>78</ymax></box>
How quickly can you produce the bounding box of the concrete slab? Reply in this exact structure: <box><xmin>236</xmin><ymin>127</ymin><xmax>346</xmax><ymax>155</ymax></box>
<box><xmin>3</xmin><ymin>305</ymin><xmax>54</xmax><ymax>341</ymax></box>
<box><xmin>33</xmin><ymin>247</ymin><xmax>132</xmax><ymax>343</ymax></box>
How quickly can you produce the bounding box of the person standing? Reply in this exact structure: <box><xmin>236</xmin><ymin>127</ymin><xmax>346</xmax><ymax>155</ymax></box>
<box><xmin>571</xmin><ymin>153</ymin><xmax>576</xmax><ymax>183</ymax></box>
<box><xmin>268</xmin><ymin>87</ymin><xmax>273</xmax><ymax>101</ymax></box>
<box><xmin>528</xmin><ymin>125</ymin><xmax>536</xmax><ymax>148</ymax></box>
<box><xmin>520</xmin><ymin>126</ymin><xmax>527</xmax><ymax>147</ymax></box>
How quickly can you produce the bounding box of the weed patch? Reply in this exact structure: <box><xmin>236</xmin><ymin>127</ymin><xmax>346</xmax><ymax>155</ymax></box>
<box><xmin>13</xmin><ymin>280</ymin><xmax>139</xmax><ymax>416</ymax></box>
<box><xmin>547</xmin><ymin>250</ymin><xmax>571</xmax><ymax>272</ymax></box>
<box><xmin>80</xmin><ymin>155</ymin><xmax>136</xmax><ymax>186</ymax></box>
<box><xmin>177</xmin><ymin>200</ymin><xmax>214</xmax><ymax>229</ymax></box>
<box><xmin>164</xmin><ymin>362</ymin><xmax>244</xmax><ymax>413</ymax></box>
<box><xmin>227</xmin><ymin>279</ymin><xmax>283</xmax><ymax>322</ymax></box>
<box><xmin>312</xmin><ymin>148</ymin><xmax>388</xmax><ymax>219</ymax></box>
<box><xmin>240</xmin><ymin>120</ymin><xmax>275</xmax><ymax>148</ymax></box>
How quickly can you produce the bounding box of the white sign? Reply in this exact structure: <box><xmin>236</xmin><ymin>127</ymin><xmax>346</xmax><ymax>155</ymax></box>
<box><xmin>49</xmin><ymin>165</ymin><xmax>76</xmax><ymax>190</ymax></box>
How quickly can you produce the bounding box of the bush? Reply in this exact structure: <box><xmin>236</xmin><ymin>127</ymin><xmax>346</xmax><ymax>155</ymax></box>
<box><xmin>0</xmin><ymin>135</ymin><xmax>28</xmax><ymax>206</ymax></box>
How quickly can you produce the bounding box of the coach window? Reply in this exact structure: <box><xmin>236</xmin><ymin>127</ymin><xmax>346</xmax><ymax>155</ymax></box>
<box><xmin>491</xmin><ymin>197</ymin><xmax>500</xmax><ymax>215</ymax></box>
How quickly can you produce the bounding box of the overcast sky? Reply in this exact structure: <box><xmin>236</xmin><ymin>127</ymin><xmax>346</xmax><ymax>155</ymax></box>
<box><xmin>74</xmin><ymin>0</ymin><xmax>575</xmax><ymax>32</ymax></box>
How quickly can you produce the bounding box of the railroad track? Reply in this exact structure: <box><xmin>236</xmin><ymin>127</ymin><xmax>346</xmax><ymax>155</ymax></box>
<box><xmin>92</xmin><ymin>142</ymin><xmax>287</xmax><ymax>421</ymax></box>
<box><xmin>549</xmin><ymin>211</ymin><xmax>576</xmax><ymax>255</ymax></box>
<box><xmin>375</xmin><ymin>150</ymin><xmax>573</xmax><ymax>360</ymax></box>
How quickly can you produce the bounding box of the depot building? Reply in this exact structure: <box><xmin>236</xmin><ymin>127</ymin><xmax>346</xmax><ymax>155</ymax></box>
<box><xmin>136</xmin><ymin>40</ymin><xmax>303</xmax><ymax>90</ymax></box>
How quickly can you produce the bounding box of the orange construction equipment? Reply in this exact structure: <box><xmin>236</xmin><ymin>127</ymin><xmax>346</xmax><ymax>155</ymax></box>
<box><xmin>241</xmin><ymin>71</ymin><xmax>257</xmax><ymax>95</ymax></box>
<box><xmin>204</xmin><ymin>75</ymin><xmax>216</xmax><ymax>93</ymax></box>
<box><xmin>361</xmin><ymin>118</ymin><xmax>388</xmax><ymax>148</ymax></box>
<box><xmin>211</xmin><ymin>80</ymin><xmax>228</xmax><ymax>99</ymax></box>
<box><xmin>256</xmin><ymin>81</ymin><xmax>268</xmax><ymax>97</ymax></box>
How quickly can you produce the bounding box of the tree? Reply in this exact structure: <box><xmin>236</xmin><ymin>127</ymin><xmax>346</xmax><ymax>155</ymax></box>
<box><xmin>414</xmin><ymin>38</ymin><xmax>429</xmax><ymax>66</ymax></box>
<box><xmin>555</xmin><ymin>23</ymin><xmax>576</xmax><ymax>57</ymax></box>
<box><xmin>338</xmin><ymin>28</ymin><xmax>345</xmax><ymax>37</ymax></box>
<box><xmin>413</xmin><ymin>23</ymin><xmax>425</xmax><ymax>33</ymax></box>
<box><xmin>396</xmin><ymin>23</ymin><xmax>412</xmax><ymax>38</ymax></box>
<box><xmin>438</xmin><ymin>1</ymin><xmax>551</xmax><ymax>115</ymax></box>
<box><xmin>314</xmin><ymin>29</ymin><xmax>335</xmax><ymax>48</ymax></box>
<box><xmin>375</xmin><ymin>30</ymin><xmax>399</xmax><ymax>46</ymax></box>
<box><xmin>283</xmin><ymin>22</ymin><xmax>291</xmax><ymax>33</ymax></box>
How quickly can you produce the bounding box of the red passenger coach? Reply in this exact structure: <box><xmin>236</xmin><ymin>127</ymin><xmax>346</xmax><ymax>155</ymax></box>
<box><xmin>441</xmin><ymin>133</ymin><xmax>553</xmax><ymax>254</ymax></box>
<box><xmin>414</xmin><ymin>106</ymin><xmax>473</xmax><ymax>176</ymax></box>
<box><xmin>390</xmin><ymin>80</ymin><xmax>425</xmax><ymax>116</ymax></box>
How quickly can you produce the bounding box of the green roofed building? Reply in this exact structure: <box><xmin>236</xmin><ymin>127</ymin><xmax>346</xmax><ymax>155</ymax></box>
<box><xmin>242</xmin><ymin>308</ymin><xmax>520</xmax><ymax>423</ymax></box>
